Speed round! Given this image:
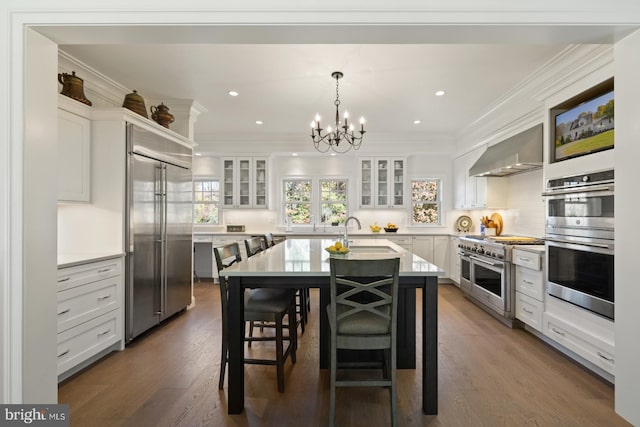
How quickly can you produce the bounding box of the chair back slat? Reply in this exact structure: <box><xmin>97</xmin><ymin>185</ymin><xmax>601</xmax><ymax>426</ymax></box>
<box><xmin>262</xmin><ymin>232</ymin><xmax>275</xmax><ymax>248</ymax></box>
<box><xmin>245</xmin><ymin>237</ymin><xmax>264</xmax><ymax>258</ymax></box>
<box><xmin>329</xmin><ymin>258</ymin><xmax>400</xmax><ymax>335</ymax></box>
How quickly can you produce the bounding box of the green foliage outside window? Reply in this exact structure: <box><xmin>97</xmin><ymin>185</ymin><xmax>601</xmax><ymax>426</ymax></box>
<box><xmin>320</xmin><ymin>180</ymin><xmax>347</xmax><ymax>224</ymax></box>
<box><xmin>284</xmin><ymin>180</ymin><xmax>312</xmax><ymax>224</ymax></box>
<box><xmin>411</xmin><ymin>179</ymin><xmax>440</xmax><ymax>225</ymax></box>
<box><xmin>194</xmin><ymin>179</ymin><xmax>219</xmax><ymax>224</ymax></box>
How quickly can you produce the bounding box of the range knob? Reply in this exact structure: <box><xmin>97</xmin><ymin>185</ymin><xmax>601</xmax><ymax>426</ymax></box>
<box><xmin>477</xmin><ymin>247</ymin><xmax>485</xmax><ymax>255</ymax></box>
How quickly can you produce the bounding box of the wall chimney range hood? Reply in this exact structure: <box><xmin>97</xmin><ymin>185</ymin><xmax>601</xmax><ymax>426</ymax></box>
<box><xmin>469</xmin><ymin>124</ymin><xmax>543</xmax><ymax>177</ymax></box>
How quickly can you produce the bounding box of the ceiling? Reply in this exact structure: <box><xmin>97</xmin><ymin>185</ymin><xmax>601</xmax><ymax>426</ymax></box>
<box><xmin>50</xmin><ymin>23</ymin><xmax>637</xmax><ymax>153</ymax></box>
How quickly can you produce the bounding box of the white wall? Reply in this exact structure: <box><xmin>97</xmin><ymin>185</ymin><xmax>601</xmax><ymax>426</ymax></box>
<box><xmin>22</xmin><ymin>28</ymin><xmax>58</xmax><ymax>403</ymax></box>
<box><xmin>614</xmin><ymin>30</ymin><xmax>640</xmax><ymax>427</ymax></box>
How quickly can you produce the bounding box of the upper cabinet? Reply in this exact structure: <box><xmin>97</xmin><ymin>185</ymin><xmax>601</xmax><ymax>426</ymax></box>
<box><xmin>359</xmin><ymin>157</ymin><xmax>406</xmax><ymax>209</ymax></box>
<box><xmin>453</xmin><ymin>147</ymin><xmax>507</xmax><ymax>210</ymax></box>
<box><xmin>58</xmin><ymin>96</ymin><xmax>92</xmax><ymax>203</ymax></box>
<box><xmin>221</xmin><ymin>157</ymin><xmax>268</xmax><ymax>208</ymax></box>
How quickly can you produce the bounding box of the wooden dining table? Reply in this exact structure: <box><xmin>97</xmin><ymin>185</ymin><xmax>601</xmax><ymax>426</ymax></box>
<box><xmin>218</xmin><ymin>238</ymin><xmax>444</xmax><ymax>415</ymax></box>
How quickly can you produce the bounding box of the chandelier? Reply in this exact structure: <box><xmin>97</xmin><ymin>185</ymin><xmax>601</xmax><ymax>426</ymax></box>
<box><xmin>310</xmin><ymin>71</ymin><xmax>366</xmax><ymax>153</ymax></box>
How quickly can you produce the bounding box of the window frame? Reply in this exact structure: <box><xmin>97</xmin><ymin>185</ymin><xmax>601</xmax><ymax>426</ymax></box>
<box><xmin>410</xmin><ymin>177</ymin><xmax>443</xmax><ymax>226</ymax></box>
<box><xmin>281</xmin><ymin>176</ymin><xmax>350</xmax><ymax>229</ymax></box>
<box><xmin>193</xmin><ymin>176</ymin><xmax>221</xmax><ymax>225</ymax></box>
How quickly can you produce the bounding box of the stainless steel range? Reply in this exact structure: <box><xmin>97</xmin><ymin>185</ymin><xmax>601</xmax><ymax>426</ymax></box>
<box><xmin>458</xmin><ymin>235</ymin><xmax>544</xmax><ymax>326</ymax></box>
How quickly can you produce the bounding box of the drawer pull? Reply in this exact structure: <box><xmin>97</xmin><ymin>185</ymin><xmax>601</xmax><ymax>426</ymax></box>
<box><xmin>597</xmin><ymin>352</ymin><xmax>614</xmax><ymax>363</ymax></box>
<box><xmin>97</xmin><ymin>329</ymin><xmax>112</xmax><ymax>338</ymax></box>
<box><xmin>518</xmin><ymin>257</ymin><xmax>531</xmax><ymax>262</ymax></box>
<box><xmin>57</xmin><ymin>349</ymin><xmax>70</xmax><ymax>358</ymax></box>
<box><xmin>97</xmin><ymin>268</ymin><xmax>112</xmax><ymax>273</ymax></box>
<box><xmin>523</xmin><ymin>307</ymin><xmax>534</xmax><ymax>315</ymax></box>
<box><xmin>522</xmin><ymin>279</ymin><xmax>534</xmax><ymax>285</ymax></box>
<box><xmin>97</xmin><ymin>295</ymin><xmax>112</xmax><ymax>301</ymax></box>
<box><xmin>551</xmin><ymin>327</ymin><xmax>565</xmax><ymax>337</ymax></box>
<box><xmin>57</xmin><ymin>277</ymin><xmax>70</xmax><ymax>283</ymax></box>
<box><xmin>57</xmin><ymin>308</ymin><xmax>70</xmax><ymax>316</ymax></box>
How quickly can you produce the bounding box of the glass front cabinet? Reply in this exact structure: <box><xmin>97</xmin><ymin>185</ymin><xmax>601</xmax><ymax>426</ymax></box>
<box><xmin>359</xmin><ymin>157</ymin><xmax>406</xmax><ymax>208</ymax></box>
<box><xmin>222</xmin><ymin>157</ymin><xmax>268</xmax><ymax>208</ymax></box>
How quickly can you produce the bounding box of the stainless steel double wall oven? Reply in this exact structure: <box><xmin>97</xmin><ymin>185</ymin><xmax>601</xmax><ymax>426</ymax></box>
<box><xmin>543</xmin><ymin>169</ymin><xmax>614</xmax><ymax>319</ymax></box>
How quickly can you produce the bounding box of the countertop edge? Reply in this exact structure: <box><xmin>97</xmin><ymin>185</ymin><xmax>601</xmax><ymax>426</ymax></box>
<box><xmin>58</xmin><ymin>252</ymin><xmax>125</xmax><ymax>269</ymax></box>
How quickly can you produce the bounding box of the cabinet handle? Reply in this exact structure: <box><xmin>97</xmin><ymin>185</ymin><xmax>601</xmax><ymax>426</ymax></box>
<box><xmin>57</xmin><ymin>277</ymin><xmax>70</xmax><ymax>283</ymax></box>
<box><xmin>57</xmin><ymin>349</ymin><xmax>70</xmax><ymax>358</ymax></box>
<box><xmin>97</xmin><ymin>329</ymin><xmax>112</xmax><ymax>338</ymax></box>
<box><xmin>57</xmin><ymin>308</ymin><xmax>70</xmax><ymax>316</ymax></box>
<box><xmin>97</xmin><ymin>268</ymin><xmax>111</xmax><ymax>273</ymax></box>
<box><xmin>597</xmin><ymin>352</ymin><xmax>614</xmax><ymax>363</ymax></box>
<box><xmin>97</xmin><ymin>295</ymin><xmax>111</xmax><ymax>301</ymax></box>
<box><xmin>523</xmin><ymin>279</ymin><xmax>534</xmax><ymax>285</ymax></box>
<box><xmin>519</xmin><ymin>257</ymin><xmax>531</xmax><ymax>262</ymax></box>
<box><xmin>551</xmin><ymin>327</ymin><xmax>565</xmax><ymax>336</ymax></box>
<box><xmin>523</xmin><ymin>307</ymin><xmax>534</xmax><ymax>314</ymax></box>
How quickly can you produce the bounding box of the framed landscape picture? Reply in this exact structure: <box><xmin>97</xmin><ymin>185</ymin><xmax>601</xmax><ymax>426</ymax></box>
<box><xmin>550</xmin><ymin>78</ymin><xmax>614</xmax><ymax>163</ymax></box>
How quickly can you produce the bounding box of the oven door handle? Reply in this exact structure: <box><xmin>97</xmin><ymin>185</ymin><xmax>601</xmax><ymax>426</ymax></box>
<box><xmin>545</xmin><ymin>237</ymin><xmax>613</xmax><ymax>250</ymax></box>
<box><xmin>470</xmin><ymin>255</ymin><xmax>497</xmax><ymax>266</ymax></box>
<box><xmin>541</xmin><ymin>183</ymin><xmax>613</xmax><ymax>197</ymax></box>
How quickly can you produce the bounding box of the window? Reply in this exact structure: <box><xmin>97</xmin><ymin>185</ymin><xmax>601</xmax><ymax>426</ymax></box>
<box><xmin>283</xmin><ymin>179</ymin><xmax>312</xmax><ymax>225</ymax></box>
<box><xmin>193</xmin><ymin>178</ymin><xmax>220</xmax><ymax>224</ymax></box>
<box><xmin>411</xmin><ymin>179</ymin><xmax>441</xmax><ymax>225</ymax></box>
<box><xmin>283</xmin><ymin>178</ymin><xmax>349</xmax><ymax>226</ymax></box>
<box><xmin>320</xmin><ymin>179</ymin><xmax>348</xmax><ymax>225</ymax></box>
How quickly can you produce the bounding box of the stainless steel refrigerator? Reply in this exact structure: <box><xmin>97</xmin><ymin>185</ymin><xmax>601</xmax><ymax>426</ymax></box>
<box><xmin>125</xmin><ymin>123</ymin><xmax>193</xmax><ymax>342</ymax></box>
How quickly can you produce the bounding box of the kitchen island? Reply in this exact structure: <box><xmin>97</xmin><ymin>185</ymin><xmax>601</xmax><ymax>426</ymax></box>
<box><xmin>218</xmin><ymin>238</ymin><xmax>444</xmax><ymax>415</ymax></box>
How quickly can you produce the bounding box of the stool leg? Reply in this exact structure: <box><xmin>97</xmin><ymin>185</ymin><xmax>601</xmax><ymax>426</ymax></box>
<box><xmin>276</xmin><ymin>316</ymin><xmax>284</xmax><ymax>393</ymax></box>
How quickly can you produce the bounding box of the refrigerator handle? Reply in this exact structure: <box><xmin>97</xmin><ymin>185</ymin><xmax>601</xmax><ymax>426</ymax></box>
<box><xmin>161</xmin><ymin>164</ymin><xmax>168</xmax><ymax>316</ymax></box>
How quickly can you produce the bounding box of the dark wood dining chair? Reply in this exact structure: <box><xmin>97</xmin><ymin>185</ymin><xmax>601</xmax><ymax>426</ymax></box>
<box><xmin>327</xmin><ymin>257</ymin><xmax>400</xmax><ymax>427</ymax></box>
<box><xmin>215</xmin><ymin>242</ymin><xmax>297</xmax><ymax>392</ymax></box>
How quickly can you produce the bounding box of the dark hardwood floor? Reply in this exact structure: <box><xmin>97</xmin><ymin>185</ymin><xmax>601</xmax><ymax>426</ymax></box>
<box><xmin>58</xmin><ymin>283</ymin><xmax>631</xmax><ymax>427</ymax></box>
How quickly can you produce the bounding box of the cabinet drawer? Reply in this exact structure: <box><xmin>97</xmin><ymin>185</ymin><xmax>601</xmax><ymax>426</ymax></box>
<box><xmin>512</xmin><ymin>249</ymin><xmax>541</xmax><ymax>270</ymax></box>
<box><xmin>57</xmin><ymin>258</ymin><xmax>122</xmax><ymax>292</ymax></box>
<box><xmin>515</xmin><ymin>292</ymin><xmax>543</xmax><ymax>332</ymax></box>
<box><xmin>543</xmin><ymin>313</ymin><xmax>615</xmax><ymax>375</ymax></box>
<box><xmin>57</xmin><ymin>277</ymin><xmax>120</xmax><ymax>333</ymax></box>
<box><xmin>515</xmin><ymin>266</ymin><xmax>544</xmax><ymax>301</ymax></box>
<box><xmin>56</xmin><ymin>309</ymin><xmax>121</xmax><ymax>376</ymax></box>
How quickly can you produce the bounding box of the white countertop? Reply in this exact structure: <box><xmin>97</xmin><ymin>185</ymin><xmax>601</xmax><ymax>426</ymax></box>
<box><xmin>218</xmin><ymin>238</ymin><xmax>445</xmax><ymax>277</ymax></box>
<box><xmin>58</xmin><ymin>252</ymin><xmax>124</xmax><ymax>269</ymax></box>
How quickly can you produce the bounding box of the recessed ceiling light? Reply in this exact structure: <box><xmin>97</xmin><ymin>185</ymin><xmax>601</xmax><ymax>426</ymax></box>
<box><xmin>413</xmin><ymin>120</ymin><xmax>421</xmax><ymax>125</ymax></box>
<box><xmin>435</xmin><ymin>90</ymin><xmax>445</xmax><ymax>97</ymax></box>
<box><xmin>330</xmin><ymin>153</ymin><xmax>337</xmax><ymax>156</ymax></box>
<box><xmin>228</xmin><ymin>90</ymin><xmax>239</xmax><ymax>97</ymax></box>
<box><xmin>292</xmin><ymin>153</ymin><xmax>299</xmax><ymax>156</ymax></box>
<box><xmin>255</xmin><ymin>120</ymin><xmax>263</xmax><ymax>125</ymax></box>
<box><xmin>195</xmin><ymin>152</ymin><xmax>202</xmax><ymax>156</ymax></box>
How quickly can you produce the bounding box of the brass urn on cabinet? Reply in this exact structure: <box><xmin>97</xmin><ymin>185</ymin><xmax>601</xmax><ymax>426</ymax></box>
<box><xmin>150</xmin><ymin>102</ymin><xmax>175</xmax><ymax>128</ymax></box>
<box><xmin>58</xmin><ymin>71</ymin><xmax>92</xmax><ymax>106</ymax></box>
<box><xmin>122</xmin><ymin>90</ymin><xmax>149</xmax><ymax>118</ymax></box>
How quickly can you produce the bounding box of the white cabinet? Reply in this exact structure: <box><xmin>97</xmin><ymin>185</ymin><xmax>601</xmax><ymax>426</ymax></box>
<box><xmin>57</xmin><ymin>256</ymin><xmax>124</xmax><ymax>380</ymax></box>
<box><xmin>58</xmin><ymin>96</ymin><xmax>91</xmax><ymax>202</ymax></box>
<box><xmin>453</xmin><ymin>147</ymin><xmax>507</xmax><ymax>210</ymax></box>
<box><xmin>432</xmin><ymin>235</ymin><xmax>449</xmax><ymax>272</ymax></box>
<box><xmin>412</xmin><ymin>236</ymin><xmax>433</xmax><ymax>263</ymax></box>
<box><xmin>513</xmin><ymin>247</ymin><xmax>544</xmax><ymax>332</ymax></box>
<box><xmin>359</xmin><ymin>157</ymin><xmax>406</xmax><ymax>208</ymax></box>
<box><xmin>449</xmin><ymin>236</ymin><xmax>461</xmax><ymax>285</ymax></box>
<box><xmin>542</xmin><ymin>312</ymin><xmax>615</xmax><ymax>375</ymax></box>
<box><xmin>221</xmin><ymin>157</ymin><xmax>268</xmax><ymax>208</ymax></box>
<box><xmin>381</xmin><ymin>235</ymin><xmax>412</xmax><ymax>252</ymax></box>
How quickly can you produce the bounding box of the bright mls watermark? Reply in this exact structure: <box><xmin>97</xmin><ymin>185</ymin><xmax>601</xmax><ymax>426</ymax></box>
<box><xmin>0</xmin><ymin>405</ymin><xmax>68</xmax><ymax>426</ymax></box>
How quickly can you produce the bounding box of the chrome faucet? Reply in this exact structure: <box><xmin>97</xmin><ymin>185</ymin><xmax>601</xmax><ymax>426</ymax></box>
<box><xmin>343</xmin><ymin>216</ymin><xmax>361</xmax><ymax>247</ymax></box>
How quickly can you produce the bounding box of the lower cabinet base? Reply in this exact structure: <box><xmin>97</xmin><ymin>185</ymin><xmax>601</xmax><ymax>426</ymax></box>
<box><xmin>524</xmin><ymin>322</ymin><xmax>615</xmax><ymax>384</ymax></box>
<box><xmin>58</xmin><ymin>341</ymin><xmax>123</xmax><ymax>383</ymax></box>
